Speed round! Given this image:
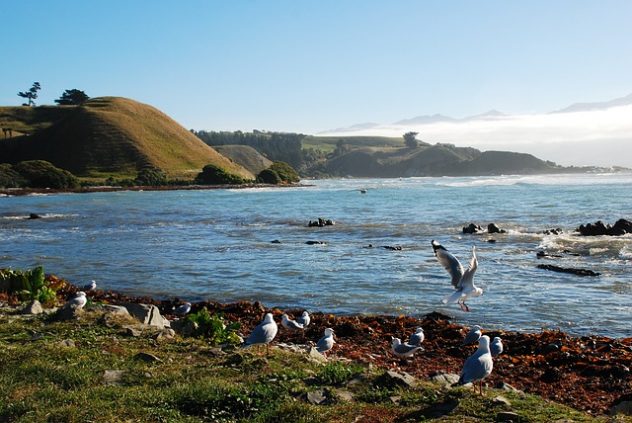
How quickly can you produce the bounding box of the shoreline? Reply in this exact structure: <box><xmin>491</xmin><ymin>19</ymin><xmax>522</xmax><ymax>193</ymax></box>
<box><xmin>3</xmin><ymin>283</ymin><xmax>629</xmax><ymax>415</ymax></box>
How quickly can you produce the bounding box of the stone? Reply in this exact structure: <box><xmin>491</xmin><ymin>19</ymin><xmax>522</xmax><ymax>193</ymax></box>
<box><xmin>610</xmin><ymin>395</ymin><xmax>632</xmax><ymax>416</ymax></box>
<box><xmin>103</xmin><ymin>370</ymin><xmax>125</xmax><ymax>385</ymax></box>
<box><xmin>22</xmin><ymin>300</ymin><xmax>43</xmax><ymax>315</ymax></box>
<box><xmin>28</xmin><ymin>213</ymin><xmax>41</xmax><ymax>219</ymax></box>
<box><xmin>305</xmin><ymin>240</ymin><xmax>327</xmax><ymax>245</ymax></box>
<box><xmin>124</xmin><ymin>303</ymin><xmax>171</xmax><ymax>328</ymax></box>
<box><xmin>430</xmin><ymin>372</ymin><xmax>460</xmax><ymax>388</ymax></box>
<box><xmin>308</xmin><ymin>346</ymin><xmax>328</xmax><ymax>363</ymax></box>
<box><xmin>124</xmin><ymin>326</ymin><xmax>142</xmax><ymax>337</ymax></box>
<box><xmin>134</xmin><ymin>352</ymin><xmax>161</xmax><ymax>363</ymax></box>
<box><xmin>306</xmin><ymin>389</ymin><xmax>327</xmax><ymax>405</ymax></box>
<box><xmin>463</xmin><ymin>223</ymin><xmax>483</xmax><ymax>234</ymax></box>
<box><xmin>577</xmin><ymin>219</ymin><xmax>632</xmax><ymax>236</ymax></box>
<box><xmin>495</xmin><ymin>382</ymin><xmax>525</xmax><ymax>396</ymax></box>
<box><xmin>487</xmin><ymin>223</ymin><xmax>506</xmax><ymax>234</ymax></box>
<box><xmin>171</xmin><ymin>319</ymin><xmax>198</xmax><ymax>337</ymax></box>
<box><xmin>333</xmin><ymin>389</ymin><xmax>354</xmax><ymax>402</ymax></box>
<box><xmin>496</xmin><ymin>411</ymin><xmax>520</xmax><ymax>422</ymax></box>
<box><xmin>375</xmin><ymin>371</ymin><xmax>416</xmax><ymax>389</ymax></box>
<box><xmin>102</xmin><ymin>305</ymin><xmax>131</xmax><ymax>317</ymax></box>
<box><xmin>54</xmin><ymin>304</ymin><xmax>84</xmax><ymax>321</ymax></box>
<box><xmin>154</xmin><ymin>328</ymin><xmax>176</xmax><ymax>341</ymax></box>
<box><xmin>492</xmin><ymin>395</ymin><xmax>512</xmax><ymax>407</ymax></box>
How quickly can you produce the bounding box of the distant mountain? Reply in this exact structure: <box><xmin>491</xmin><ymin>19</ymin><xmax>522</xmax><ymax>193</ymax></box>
<box><xmin>462</xmin><ymin>109</ymin><xmax>507</xmax><ymax>120</ymax></box>
<box><xmin>393</xmin><ymin>113</ymin><xmax>457</xmax><ymax>125</ymax></box>
<box><xmin>324</xmin><ymin>122</ymin><xmax>381</xmax><ymax>133</ymax></box>
<box><xmin>551</xmin><ymin>93</ymin><xmax>632</xmax><ymax>113</ymax></box>
<box><xmin>0</xmin><ymin>97</ymin><xmax>253</xmax><ymax>180</ymax></box>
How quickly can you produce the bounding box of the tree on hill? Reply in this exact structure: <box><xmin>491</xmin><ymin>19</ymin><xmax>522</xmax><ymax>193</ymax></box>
<box><xmin>55</xmin><ymin>89</ymin><xmax>89</xmax><ymax>105</ymax></box>
<box><xmin>17</xmin><ymin>82</ymin><xmax>41</xmax><ymax>107</ymax></box>
<box><xmin>403</xmin><ymin>132</ymin><xmax>419</xmax><ymax>148</ymax></box>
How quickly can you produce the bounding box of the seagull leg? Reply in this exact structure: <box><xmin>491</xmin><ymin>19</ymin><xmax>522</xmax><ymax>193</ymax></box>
<box><xmin>459</xmin><ymin>301</ymin><xmax>470</xmax><ymax>312</ymax></box>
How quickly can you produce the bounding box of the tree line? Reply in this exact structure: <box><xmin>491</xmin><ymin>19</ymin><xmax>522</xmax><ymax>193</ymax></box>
<box><xmin>16</xmin><ymin>82</ymin><xmax>89</xmax><ymax>107</ymax></box>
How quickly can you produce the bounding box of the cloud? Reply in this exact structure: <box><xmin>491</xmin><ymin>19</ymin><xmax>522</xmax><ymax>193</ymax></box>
<box><xmin>319</xmin><ymin>105</ymin><xmax>632</xmax><ymax>167</ymax></box>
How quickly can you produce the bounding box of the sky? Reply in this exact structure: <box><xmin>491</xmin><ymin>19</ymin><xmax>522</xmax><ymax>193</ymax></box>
<box><xmin>1</xmin><ymin>1</ymin><xmax>631</xmax><ymax>164</ymax></box>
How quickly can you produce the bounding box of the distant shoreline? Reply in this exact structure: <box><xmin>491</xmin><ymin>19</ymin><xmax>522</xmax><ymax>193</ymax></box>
<box><xmin>0</xmin><ymin>183</ymin><xmax>307</xmax><ymax>197</ymax></box>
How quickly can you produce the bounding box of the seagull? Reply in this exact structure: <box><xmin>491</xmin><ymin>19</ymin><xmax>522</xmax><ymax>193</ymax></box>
<box><xmin>82</xmin><ymin>280</ymin><xmax>97</xmax><ymax>291</ymax></box>
<box><xmin>490</xmin><ymin>336</ymin><xmax>503</xmax><ymax>357</ymax></box>
<box><xmin>174</xmin><ymin>302</ymin><xmax>192</xmax><ymax>317</ymax></box>
<box><xmin>391</xmin><ymin>337</ymin><xmax>423</xmax><ymax>358</ymax></box>
<box><xmin>281</xmin><ymin>314</ymin><xmax>304</xmax><ymax>331</ymax></box>
<box><xmin>68</xmin><ymin>291</ymin><xmax>87</xmax><ymax>310</ymax></box>
<box><xmin>463</xmin><ymin>325</ymin><xmax>483</xmax><ymax>346</ymax></box>
<box><xmin>408</xmin><ymin>327</ymin><xmax>425</xmax><ymax>346</ymax></box>
<box><xmin>243</xmin><ymin>313</ymin><xmax>278</xmax><ymax>353</ymax></box>
<box><xmin>296</xmin><ymin>311</ymin><xmax>310</xmax><ymax>328</ymax></box>
<box><xmin>456</xmin><ymin>335</ymin><xmax>494</xmax><ymax>395</ymax></box>
<box><xmin>316</xmin><ymin>328</ymin><xmax>335</xmax><ymax>356</ymax></box>
<box><xmin>431</xmin><ymin>240</ymin><xmax>482</xmax><ymax>312</ymax></box>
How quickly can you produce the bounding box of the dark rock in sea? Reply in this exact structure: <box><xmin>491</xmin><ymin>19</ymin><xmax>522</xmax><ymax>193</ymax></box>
<box><xmin>305</xmin><ymin>240</ymin><xmax>327</xmax><ymax>245</ymax></box>
<box><xmin>536</xmin><ymin>250</ymin><xmax>563</xmax><ymax>259</ymax></box>
<box><xmin>28</xmin><ymin>213</ymin><xmax>41</xmax><ymax>219</ymax></box>
<box><xmin>308</xmin><ymin>218</ymin><xmax>335</xmax><ymax>227</ymax></box>
<box><xmin>537</xmin><ymin>264</ymin><xmax>600</xmax><ymax>277</ymax></box>
<box><xmin>577</xmin><ymin>218</ymin><xmax>632</xmax><ymax>236</ymax></box>
<box><xmin>381</xmin><ymin>245</ymin><xmax>402</xmax><ymax>251</ymax></box>
<box><xmin>541</xmin><ymin>228</ymin><xmax>563</xmax><ymax>235</ymax></box>
<box><xmin>462</xmin><ymin>223</ymin><xmax>483</xmax><ymax>234</ymax></box>
<box><xmin>270</xmin><ymin>239</ymin><xmax>281</xmax><ymax>244</ymax></box>
<box><xmin>487</xmin><ymin>239</ymin><xmax>497</xmax><ymax>243</ymax></box>
<box><xmin>487</xmin><ymin>223</ymin><xmax>506</xmax><ymax>234</ymax></box>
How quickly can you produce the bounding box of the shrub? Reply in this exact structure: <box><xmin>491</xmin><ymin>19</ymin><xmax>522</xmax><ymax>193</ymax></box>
<box><xmin>0</xmin><ymin>266</ymin><xmax>58</xmax><ymax>303</ymax></box>
<box><xmin>268</xmin><ymin>161</ymin><xmax>300</xmax><ymax>183</ymax></box>
<box><xmin>0</xmin><ymin>164</ymin><xmax>26</xmax><ymax>188</ymax></box>
<box><xmin>185</xmin><ymin>308</ymin><xmax>242</xmax><ymax>345</ymax></box>
<box><xmin>256</xmin><ymin>168</ymin><xmax>282</xmax><ymax>184</ymax></box>
<box><xmin>13</xmin><ymin>160</ymin><xmax>79</xmax><ymax>189</ymax></box>
<box><xmin>315</xmin><ymin>361</ymin><xmax>363</xmax><ymax>386</ymax></box>
<box><xmin>135</xmin><ymin>166</ymin><xmax>168</xmax><ymax>186</ymax></box>
<box><xmin>195</xmin><ymin>164</ymin><xmax>245</xmax><ymax>185</ymax></box>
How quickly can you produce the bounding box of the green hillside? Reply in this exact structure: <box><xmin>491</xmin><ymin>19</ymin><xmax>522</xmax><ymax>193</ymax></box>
<box><xmin>214</xmin><ymin>145</ymin><xmax>273</xmax><ymax>175</ymax></box>
<box><xmin>303</xmin><ymin>135</ymin><xmax>406</xmax><ymax>153</ymax></box>
<box><xmin>0</xmin><ymin>97</ymin><xmax>253</xmax><ymax>180</ymax></box>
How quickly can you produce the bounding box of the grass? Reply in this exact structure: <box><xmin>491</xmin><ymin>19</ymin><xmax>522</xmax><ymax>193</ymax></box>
<box><xmin>0</xmin><ymin>97</ymin><xmax>254</xmax><ymax>181</ymax></box>
<box><xmin>302</xmin><ymin>135</ymin><xmax>405</xmax><ymax>153</ymax></box>
<box><xmin>0</xmin><ymin>309</ymin><xmax>623</xmax><ymax>422</ymax></box>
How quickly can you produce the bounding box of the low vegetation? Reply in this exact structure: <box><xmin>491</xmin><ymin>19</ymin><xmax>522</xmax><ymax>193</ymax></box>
<box><xmin>0</xmin><ymin>160</ymin><xmax>79</xmax><ymax>189</ymax></box>
<box><xmin>196</xmin><ymin>164</ymin><xmax>250</xmax><ymax>185</ymax></box>
<box><xmin>256</xmin><ymin>161</ymin><xmax>301</xmax><ymax>185</ymax></box>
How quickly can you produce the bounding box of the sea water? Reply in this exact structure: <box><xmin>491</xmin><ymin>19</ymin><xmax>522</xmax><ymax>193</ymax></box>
<box><xmin>1</xmin><ymin>173</ymin><xmax>631</xmax><ymax>337</ymax></box>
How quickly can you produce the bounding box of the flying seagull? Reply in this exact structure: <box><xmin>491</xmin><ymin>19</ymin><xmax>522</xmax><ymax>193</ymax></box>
<box><xmin>456</xmin><ymin>335</ymin><xmax>494</xmax><ymax>395</ymax></box>
<box><xmin>431</xmin><ymin>240</ymin><xmax>482</xmax><ymax>312</ymax></box>
<box><xmin>316</xmin><ymin>328</ymin><xmax>335</xmax><ymax>356</ymax></box>
<box><xmin>463</xmin><ymin>325</ymin><xmax>483</xmax><ymax>346</ymax></box>
<box><xmin>490</xmin><ymin>336</ymin><xmax>504</xmax><ymax>357</ymax></box>
<box><xmin>391</xmin><ymin>337</ymin><xmax>423</xmax><ymax>358</ymax></box>
<box><xmin>243</xmin><ymin>313</ymin><xmax>278</xmax><ymax>353</ymax></box>
<box><xmin>296</xmin><ymin>311</ymin><xmax>310</xmax><ymax>328</ymax></box>
<box><xmin>408</xmin><ymin>327</ymin><xmax>425</xmax><ymax>347</ymax></box>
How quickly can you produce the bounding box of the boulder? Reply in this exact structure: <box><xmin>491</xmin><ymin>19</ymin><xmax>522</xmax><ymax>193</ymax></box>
<box><xmin>54</xmin><ymin>304</ymin><xmax>84</xmax><ymax>321</ymax></box>
<box><xmin>487</xmin><ymin>223</ymin><xmax>506</xmax><ymax>234</ymax></box>
<box><xmin>463</xmin><ymin>223</ymin><xmax>483</xmax><ymax>234</ymax></box>
<box><xmin>577</xmin><ymin>219</ymin><xmax>632</xmax><ymax>236</ymax></box>
<box><xmin>101</xmin><ymin>304</ymin><xmax>131</xmax><ymax>317</ymax></box>
<box><xmin>375</xmin><ymin>371</ymin><xmax>416</xmax><ymax>389</ymax></box>
<box><xmin>306</xmin><ymin>389</ymin><xmax>327</xmax><ymax>405</ymax></box>
<box><xmin>612</xmin><ymin>218</ymin><xmax>632</xmax><ymax>235</ymax></box>
<box><xmin>381</xmin><ymin>245</ymin><xmax>402</xmax><ymax>251</ymax></box>
<box><xmin>305</xmin><ymin>240</ymin><xmax>327</xmax><ymax>245</ymax></box>
<box><xmin>28</xmin><ymin>213</ymin><xmax>41</xmax><ymax>219</ymax></box>
<box><xmin>124</xmin><ymin>303</ymin><xmax>171</xmax><ymax>328</ymax></box>
<box><xmin>21</xmin><ymin>300</ymin><xmax>43</xmax><ymax>315</ymax></box>
<box><xmin>541</xmin><ymin>228</ymin><xmax>562</xmax><ymax>235</ymax></box>
<box><xmin>430</xmin><ymin>372</ymin><xmax>460</xmax><ymax>388</ymax></box>
<box><xmin>496</xmin><ymin>411</ymin><xmax>520</xmax><ymax>422</ymax></box>
<box><xmin>610</xmin><ymin>395</ymin><xmax>632</xmax><ymax>416</ymax></box>
<box><xmin>308</xmin><ymin>218</ymin><xmax>335</xmax><ymax>227</ymax></box>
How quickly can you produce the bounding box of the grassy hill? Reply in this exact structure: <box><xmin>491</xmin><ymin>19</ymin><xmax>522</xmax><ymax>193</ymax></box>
<box><xmin>303</xmin><ymin>135</ymin><xmax>406</xmax><ymax>153</ymax></box>
<box><xmin>0</xmin><ymin>98</ymin><xmax>253</xmax><ymax>180</ymax></box>
<box><xmin>214</xmin><ymin>145</ymin><xmax>273</xmax><ymax>175</ymax></box>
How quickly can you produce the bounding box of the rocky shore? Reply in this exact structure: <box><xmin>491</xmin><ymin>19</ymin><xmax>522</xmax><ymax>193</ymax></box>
<box><xmin>3</xmin><ymin>281</ymin><xmax>629</xmax><ymax>417</ymax></box>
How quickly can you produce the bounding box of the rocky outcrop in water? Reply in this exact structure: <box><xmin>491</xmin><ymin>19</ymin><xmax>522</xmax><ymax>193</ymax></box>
<box><xmin>537</xmin><ymin>264</ymin><xmax>600</xmax><ymax>277</ymax></box>
<box><xmin>308</xmin><ymin>218</ymin><xmax>335</xmax><ymax>227</ymax></box>
<box><xmin>462</xmin><ymin>223</ymin><xmax>483</xmax><ymax>234</ymax></box>
<box><xmin>487</xmin><ymin>223</ymin><xmax>506</xmax><ymax>234</ymax></box>
<box><xmin>576</xmin><ymin>219</ymin><xmax>632</xmax><ymax>236</ymax></box>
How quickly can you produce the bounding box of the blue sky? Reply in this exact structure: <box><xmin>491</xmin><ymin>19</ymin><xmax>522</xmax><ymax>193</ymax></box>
<box><xmin>1</xmin><ymin>1</ymin><xmax>631</xmax><ymax>133</ymax></box>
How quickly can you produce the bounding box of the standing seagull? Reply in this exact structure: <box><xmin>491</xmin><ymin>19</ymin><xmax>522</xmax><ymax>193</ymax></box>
<box><xmin>281</xmin><ymin>314</ymin><xmax>304</xmax><ymax>331</ymax></box>
<box><xmin>243</xmin><ymin>313</ymin><xmax>278</xmax><ymax>353</ymax></box>
<box><xmin>408</xmin><ymin>327</ymin><xmax>425</xmax><ymax>347</ymax></box>
<box><xmin>316</xmin><ymin>328</ymin><xmax>335</xmax><ymax>356</ymax></box>
<box><xmin>431</xmin><ymin>240</ymin><xmax>482</xmax><ymax>312</ymax></box>
<box><xmin>391</xmin><ymin>337</ymin><xmax>423</xmax><ymax>358</ymax></box>
<box><xmin>490</xmin><ymin>336</ymin><xmax>504</xmax><ymax>357</ymax></box>
<box><xmin>82</xmin><ymin>280</ymin><xmax>97</xmax><ymax>291</ymax></box>
<box><xmin>174</xmin><ymin>302</ymin><xmax>192</xmax><ymax>317</ymax></box>
<box><xmin>463</xmin><ymin>325</ymin><xmax>483</xmax><ymax>346</ymax></box>
<box><xmin>68</xmin><ymin>291</ymin><xmax>87</xmax><ymax>310</ymax></box>
<box><xmin>296</xmin><ymin>311</ymin><xmax>310</xmax><ymax>328</ymax></box>
<box><xmin>456</xmin><ymin>335</ymin><xmax>494</xmax><ymax>395</ymax></box>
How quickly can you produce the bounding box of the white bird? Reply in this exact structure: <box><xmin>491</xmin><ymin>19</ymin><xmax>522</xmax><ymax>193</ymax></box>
<box><xmin>463</xmin><ymin>325</ymin><xmax>483</xmax><ymax>346</ymax></box>
<box><xmin>391</xmin><ymin>337</ymin><xmax>423</xmax><ymax>358</ymax></box>
<box><xmin>68</xmin><ymin>291</ymin><xmax>87</xmax><ymax>310</ymax></box>
<box><xmin>316</xmin><ymin>328</ymin><xmax>335</xmax><ymax>355</ymax></box>
<box><xmin>296</xmin><ymin>310</ymin><xmax>310</xmax><ymax>327</ymax></box>
<box><xmin>456</xmin><ymin>335</ymin><xmax>494</xmax><ymax>395</ymax></box>
<box><xmin>490</xmin><ymin>336</ymin><xmax>503</xmax><ymax>357</ymax></box>
<box><xmin>408</xmin><ymin>327</ymin><xmax>425</xmax><ymax>346</ymax></box>
<box><xmin>174</xmin><ymin>302</ymin><xmax>192</xmax><ymax>316</ymax></box>
<box><xmin>243</xmin><ymin>313</ymin><xmax>278</xmax><ymax>352</ymax></box>
<box><xmin>281</xmin><ymin>313</ymin><xmax>304</xmax><ymax>331</ymax></box>
<box><xmin>82</xmin><ymin>280</ymin><xmax>97</xmax><ymax>291</ymax></box>
<box><xmin>432</xmin><ymin>240</ymin><xmax>482</xmax><ymax>312</ymax></box>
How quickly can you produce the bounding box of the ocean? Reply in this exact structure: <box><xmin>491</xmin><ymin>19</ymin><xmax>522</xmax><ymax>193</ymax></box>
<box><xmin>1</xmin><ymin>173</ymin><xmax>631</xmax><ymax>337</ymax></box>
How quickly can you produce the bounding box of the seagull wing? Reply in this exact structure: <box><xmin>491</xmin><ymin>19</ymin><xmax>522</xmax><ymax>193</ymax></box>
<box><xmin>458</xmin><ymin>246</ymin><xmax>478</xmax><ymax>290</ymax></box>
<box><xmin>459</xmin><ymin>352</ymin><xmax>493</xmax><ymax>384</ymax></box>
<box><xmin>245</xmin><ymin>321</ymin><xmax>277</xmax><ymax>346</ymax></box>
<box><xmin>316</xmin><ymin>335</ymin><xmax>333</xmax><ymax>353</ymax></box>
<box><xmin>432</xmin><ymin>241</ymin><xmax>464</xmax><ymax>288</ymax></box>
